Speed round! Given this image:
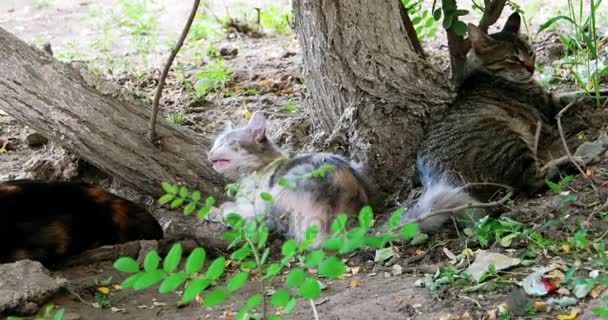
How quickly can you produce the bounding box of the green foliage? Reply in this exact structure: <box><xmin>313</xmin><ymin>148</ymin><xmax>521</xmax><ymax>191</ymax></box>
<box><xmin>402</xmin><ymin>0</ymin><xmax>439</xmax><ymax>40</ymax></box>
<box><xmin>538</xmin><ymin>0</ymin><xmax>606</xmax><ymax>106</ymax></box>
<box><xmin>118</xmin><ymin>169</ymin><xmax>423</xmax><ymax>319</ymax></box>
<box><xmin>260</xmin><ymin>7</ymin><xmax>292</xmax><ymax>35</ymax></box>
<box><xmin>7</xmin><ymin>304</ymin><xmax>65</xmax><ymax>320</ymax></box>
<box><xmin>194</xmin><ymin>59</ymin><xmax>233</xmax><ymax>97</ymax></box>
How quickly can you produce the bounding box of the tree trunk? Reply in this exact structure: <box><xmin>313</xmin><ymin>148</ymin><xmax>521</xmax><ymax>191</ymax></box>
<box><xmin>293</xmin><ymin>0</ymin><xmax>452</xmax><ymax>202</ymax></box>
<box><xmin>0</xmin><ymin>27</ymin><xmax>224</xmax><ymax>198</ymax></box>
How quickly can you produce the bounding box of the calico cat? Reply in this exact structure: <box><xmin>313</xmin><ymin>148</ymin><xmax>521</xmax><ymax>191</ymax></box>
<box><xmin>402</xmin><ymin>12</ymin><xmax>588</xmax><ymax>231</ymax></box>
<box><xmin>207</xmin><ymin>112</ymin><xmax>369</xmax><ymax>247</ymax></box>
<box><xmin>0</xmin><ymin>180</ymin><xmax>163</xmax><ymax>264</ymax></box>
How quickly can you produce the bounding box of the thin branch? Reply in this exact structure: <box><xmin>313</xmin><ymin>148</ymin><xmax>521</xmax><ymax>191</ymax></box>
<box><xmin>398</xmin><ymin>0</ymin><xmax>426</xmax><ymax>59</ymax></box>
<box><xmin>148</xmin><ymin>0</ymin><xmax>201</xmax><ymax>144</ymax></box>
<box><xmin>478</xmin><ymin>0</ymin><xmax>508</xmax><ymax>33</ymax></box>
<box><xmin>397</xmin><ymin>183</ymin><xmax>514</xmax><ymax>229</ymax></box>
<box><xmin>310</xmin><ymin>299</ymin><xmax>320</xmax><ymax>320</ymax></box>
<box><xmin>555</xmin><ymin>97</ymin><xmax>596</xmax><ymax>190</ymax></box>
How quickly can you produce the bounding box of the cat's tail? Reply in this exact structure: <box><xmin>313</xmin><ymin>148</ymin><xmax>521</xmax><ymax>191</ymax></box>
<box><xmin>401</xmin><ymin>160</ymin><xmax>483</xmax><ymax>232</ymax></box>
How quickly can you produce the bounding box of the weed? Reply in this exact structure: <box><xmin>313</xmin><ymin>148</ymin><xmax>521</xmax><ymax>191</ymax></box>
<box><xmin>260</xmin><ymin>7</ymin><xmax>292</xmax><ymax>35</ymax></box>
<box><xmin>114</xmin><ymin>164</ymin><xmax>419</xmax><ymax>319</ymax></box>
<box><xmin>194</xmin><ymin>60</ymin><xmax>233</xmax><ymax>97</ymax></box>
<box><xmin>32</xmin><ymin>0</ymin><xmax>52</xmax><ymax>9</ymax></box>
<box><xmin>167</xmin><ymin>113</ymin><xmax>187</xmax><ymax>125</ymax></box>
<box><xmin>402</xmin><ymin>0</ymin><xmax>439</xmax><ymax>40</ymax></box>
<box><xmin>538</xmin><ymin>0</ymin><xmax>607</xmax><ymax>106</ymax></box>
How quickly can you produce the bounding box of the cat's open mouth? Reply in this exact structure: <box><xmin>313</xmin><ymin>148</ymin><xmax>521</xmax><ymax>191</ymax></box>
<box><xmin>211</xmin><ymin>159</ymin><xmax>231</xmax><ymax>168</ymax></box>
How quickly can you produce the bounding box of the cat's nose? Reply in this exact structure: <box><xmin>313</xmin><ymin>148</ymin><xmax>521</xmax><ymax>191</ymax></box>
<box><xmin>523</xmin><ymin>61</ymin><xmax>535</xmax><ymax>73</ymax></box>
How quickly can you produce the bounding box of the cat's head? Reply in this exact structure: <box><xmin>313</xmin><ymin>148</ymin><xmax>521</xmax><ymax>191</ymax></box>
<box><xmin>466</xmin><ymin>12</ymin><xmax>536</xmax><ymax>83</ymax></box>
<box><xmin>208</xmin><ymin>112</ymin><xmax>282</xmax><ymax>181</ymax></box>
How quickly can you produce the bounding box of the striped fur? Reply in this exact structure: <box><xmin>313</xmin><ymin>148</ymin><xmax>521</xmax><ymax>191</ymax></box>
<box><xmin>403</xmin><ymin>13</ymin><xmax>567</xmax><ymax>231</ymax></box>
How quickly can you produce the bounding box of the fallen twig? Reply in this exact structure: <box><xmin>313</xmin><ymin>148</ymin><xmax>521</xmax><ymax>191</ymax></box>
<box><xmin>555</xmin><ymin>97</ymin><xmax>596</xmax><ymax>190</ymax></box>
<box><xmin>148</xmin><ymin>0</ymin><xmax>201</xmax><ymax>144</ymax></box>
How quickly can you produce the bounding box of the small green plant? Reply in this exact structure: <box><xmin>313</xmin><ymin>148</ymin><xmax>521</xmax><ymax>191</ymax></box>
<box><xmin>464</xmin><ymin>215</ymin><xmax>531</xmax><ymax>248</ymax></box>
<box><xmin>283</xmin><ymin>99</ymin><xmax>299</xmax><ymax>113</ymax></box>
<box><xmin>260</xmin><ymin>7</ymin><xmax>292</xmax><ymax>35</ymax></box>
<box><xmin>194</xmin><ymin>59</ymin><xmax>233</xmax><ymax>97</ymax></box>
<box><xmin>546</xmin><ymin>175</ymin><xmax>577</xmax><ymax>205</ymax></box>
<box><xmin>401</xmin><ymin>0</ymin><xmax>440</xmax><ymax>40</ymax></box>
<box><xmin>167</xmin><ymin>113</ymin><xmax>187</xmax><ymax>125</ymax></box>
<box><xmin>538</xmin><ymin>0</ymin><xmax>606</xmax><ymax>107</ymax></box>
<box><xmin>7</xmin><ymin>304</ymin><xmax>64</xmax><ymax>320</ymax></box>
<box><xmin>115</xmin><ymin>165</ymin><xmax>420</xmax><ymax>319</ymax></box>
<box><xmin>432</xmin><ymin>1</ymin><xmax>469</xmax><ymax>36</ymax></box>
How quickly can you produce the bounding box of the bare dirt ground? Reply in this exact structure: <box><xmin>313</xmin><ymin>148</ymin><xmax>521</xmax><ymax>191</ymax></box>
<box><xmin>1</xmin><ymin>0</ymin><xmax>608</xmax><ymax>319</ymax></box>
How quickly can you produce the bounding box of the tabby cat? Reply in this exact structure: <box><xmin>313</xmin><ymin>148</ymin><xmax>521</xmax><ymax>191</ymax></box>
<box><xmin>0</xmin><ymin>180</ymin><xmax>163</xmax><ymax>265</ymax></box>
<box><xmin>401</xmin><ymin>12</ymin><xmax>586</xmax><ymax>231</ymax></box>
<box><xmin>207</xmin><ymin>112</ymin><xmax>370</xmax><ymax>247</ymax></box>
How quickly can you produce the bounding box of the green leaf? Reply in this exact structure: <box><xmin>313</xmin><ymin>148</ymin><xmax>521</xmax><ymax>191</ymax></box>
<box><xmin>318</xmin><ymin>256</ymin><xmax>346</xmax><ymax>279</ymax></box>
<box><xmin>545</xmin><ymin>179</ymin><xmax>561</xmax><ymax>193</ymax></box>
<box><xmin>120</xmin><ymin>273</ymin><xmax>143</xmax><ymax>289</ymax></box>
<box><xmin>400</xmin><ymin>223</ymin><xmax>418</xmax><ymax>240</ymax></box>
<box><xmin>286</xmin><ymin>268</ymin><xmax>307</xmax><ymax>287</ymax></box>
<box><xmin>191</xmin><ymin>191</ymin><xmax>201</xmax><ymax>203</ymax></box>
<box><xmin>247</xmin><ymin>294</ymin><xmax>263</xmax><ymax>309</ymax></box>
<box><xmin>305</xmin><ymin>224</ymin><xmax>319</xmax><ymax>241</ymax></box>
<box><xmin>260</xmin><ymin>247</ymin><xmax>270</xmax><ymax>265</ymax></box>
<box><xmin>206</xmin><ymin>257</ymin><xmax>226</xmax><ymax>280</ymax></box>
<box><xmin>230</xmin><ymin>244</ymin><xmax>252</xmax><ymax>261</ymax></box>
<box><xmin>197</xmin><ymin>206</ymin><xmax>212</xmax><ymax>220</ymax></box>
<box><xmin>185</xmin><ymin>248</ymin><xmax>206</xmax><ymax>275</ymax></box>
<box><xmin>499</xmin><ymin>233</ymin><xmax>521</xmax><ymax>247</ymax></box>
<box><xmin>331</xmin><ymin>213</ymin><xmax>348</xmax><ymax>233</ymax></box>
<box><xmin>241</xmin><ymin>260</ymin><xmax>257</xmax><ymax>270</ymax></box>
<box><xmin>140</xmin><ymin>251</ymin><xmax>160</xmax><ymax>274</ymax></box>
<box><xmin>561</xmin><ymin>175</ymin><xmax>573</xmax><ymax>186</ymax></box>
<box><xmin>170</xmin><ymin>197</ymin><xmax>184</xmax><ymax>209</ymax></box>
<box><xmin>258</xmin><ymin>225</ymin><xmax>269</xmax><ymax>249</ymax></box>
<box><xmin>179</xmin><ymin>186</ymin><xmax>188</xmax><ymax>198</ymax></box>
<box><xmin>260</xmin><ymin>192</ymin><xmax>273</xmax><ymax>202</ymax></box>
<box><xmin>53</xmin><ymin>309</ymin><xmax>65</xmax><ymax>320</ymax></box>
<box><xmin>298</xmin><ymin>278</ymin><xmax>321</xmax><ymax>299</ymax></box>
<box><xmin>159</xmin><ymin>272</ymin><xmax>187</xmax><ymax>293</ymax></box>
<box><xmin>227</xmin><ymin>272</ymin><xmax>248</xmax><ymax>292</ymax></box>
<box><xmin>358</xmin><ymin>206</ymin><xmax>374</xmax><ymax>230</ymax></box>
<box><xmin>283</xmin><ymin>298</ymin><xmax>297</xmax><ymax>314</ymax></box>
<box><xmin>412</xmin><ymin>17</ymin><xmax>422</xmax><ymax>25</ymax></box>
<box><xmin>271</xmin><ymin>289</ymin><xmax>290</xmax><ymax>307</ymax></box>
<box><xmin>114</xmin><ymin>257</ymin><xmax>139</xmax><ymax>273</ymax></box>
<box><xmin>304</xmin><ymin>250</ymin><xmax>325</xmax><ymax>268</ymax></box>
<box><xmin>203</xmin><ymin>289</ymin><xmax>227</xmax><ymax>308</ymax></box>
<box><xmin>205</xmin><ymin>196</ymin><xmax>216</xmax><ymax>207</ymax></box>
<box><xmin>538</xmin><ymin>15</ymin><xmax>577</xmax><ymax>34</ymax></box>
<box><xmin>159</xmin><ymin>194</ymin><xmax>175</xmax><ymax>205</ymax></box>
<box><xmin>388</xmin><ymin>208</ymin><xmax>404</xmax><ymax>228</ymax></box>
<box><xmin>281</xmin><ymin>239</ymin><xmax>297</xmax><ymax>257</ymax></box>
<box><xmin>455</xmin><ymin>9</ymin><xmax>469</xmax><ymax>16</ymax></box>
<box><xmin>134</xmin><ymin>270</ymin><xmax>166</xmax><ymax>290</ymax></box>
<box><xmin>161</xmin><ymin>182</ymin><xmax>177</xmax><ymax>194</ymax></box>
<box><xmin>184</xmin><ymin>202</ymin><xmax>197</xmax><ymax>216</ymax></box>
<box><xmin>163</xmin><ymin>243</ymin><xmax>183</xmax><ymax>273</ymax></box>
<box><xmin>364</xmin><ymin>236</ymin><xmax>387</xmax><ymax>248</ymax></box>
<box><xmin>451</xmin><ymin>20</ymin><xmax>467</xmax><ymax>36</ymax></box>
<box><xmin>181</xmin><ymin>278</ymin><xmax>211</xmax><ymax>303</ymax></box>
<box><xmin>433</xmin><ymin>8</ymin><xmax>442</xmax><ymax>20</ymax></box>
<box><xmin>323</xmin><ymin>236</ymin><xmax>344</xmax><ymax>251</ymax></box>
<box><xmin>265</xmin><ymin>263</ymin><xmax>282</xmax><ymax>278</ymax></box>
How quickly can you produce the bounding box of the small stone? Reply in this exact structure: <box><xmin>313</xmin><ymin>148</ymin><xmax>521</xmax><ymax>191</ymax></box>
<box><xmin>557</xmin><ymin>287</ymin><xmax>571</xmax><ymax>296</ymax></box>
<box><xmin>25</xmin><ymin>132</ymin><xmax>48</xmax><ymax>148</ymax></box>
<box><xmin>392</xmin><ymin>264</ymin><xmax>403</xmax><ymax>276</ymax></box>
<box><xmin>384</xmin><ymin>272</ymin><xmax>391</xmax><ymax>278</ymax></box>
<box><xmin>219</xmin><ymin>46</ymin><xmax>238</xmax><ymax>57</ymax></box>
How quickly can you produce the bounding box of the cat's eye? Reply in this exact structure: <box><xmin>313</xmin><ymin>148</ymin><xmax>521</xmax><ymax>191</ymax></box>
<box><xmin>506</xmin><ymin>56</ymin><xmax>522</xmax><ymax>63</ymax></box>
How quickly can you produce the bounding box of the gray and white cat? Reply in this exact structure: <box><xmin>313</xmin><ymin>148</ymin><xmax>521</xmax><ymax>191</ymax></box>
<box><xmin>207</xmin><ymin>112</ymin><xmax>369</xmax><ymax>247</ymax></box>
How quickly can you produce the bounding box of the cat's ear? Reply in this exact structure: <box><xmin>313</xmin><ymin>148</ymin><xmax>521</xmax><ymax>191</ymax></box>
<box><xmin>247</xmin><ymin>111</ymin><xmax>267</xmax><ymax>144</ymax></box>
<box><xmin>468</xmin><ymin>23</ymin><xmax>494</xmax><ymax>50</ymax></box>
<box><xmin>502</xmin><ymin>12</ymin><xmax>521</xmax><ymax>33</ymax></box>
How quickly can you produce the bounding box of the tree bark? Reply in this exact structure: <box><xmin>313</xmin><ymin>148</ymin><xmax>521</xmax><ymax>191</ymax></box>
<box><xmin>293</xmin><ymin>0</ymin><xmax>452</xmax><ymax>202</ymax></box>
<box><xmin>0</xmin><ymin>27</ymin><xmax>224</xmax><ymax>198</ymax></box>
